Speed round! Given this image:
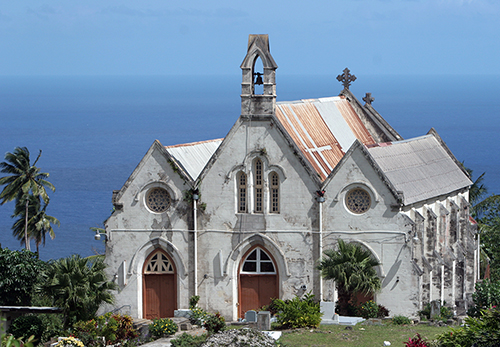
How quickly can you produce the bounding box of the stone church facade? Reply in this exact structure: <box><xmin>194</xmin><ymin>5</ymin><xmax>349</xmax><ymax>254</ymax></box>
<box><xmin>104</xmin><ymin>35</ymin><xmax>478</xmax><ymax>320</ymax></box>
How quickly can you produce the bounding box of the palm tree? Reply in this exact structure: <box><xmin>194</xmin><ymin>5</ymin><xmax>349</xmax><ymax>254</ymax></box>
<box><xmin>11</xmin><ymin>194</ymin><xmax>60</xmax><ymax>256</ymax></box>
<box><xmin>0</xmin><ymin>147</ymin><xmax>55</xmax><ymax>250</ymax></box>
<box><xmin>464</xmin><ymin>165</ymin><xmax>500</xmax><ymax>280</ymax></box>
<box><xmin>317</xmin><ymin>239</ymin><xmax>381</xmax><ymax>316</ymax></box>
<box><xmin>38</xmin><ymin>255</ymin><xmax>116</xmax><ymax>328</ymax></box>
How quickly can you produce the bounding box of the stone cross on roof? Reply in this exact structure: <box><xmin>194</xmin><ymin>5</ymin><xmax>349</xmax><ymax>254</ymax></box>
<box><xmin>336</xmin><ymin>68</ymin><xmax>357</xmax><ymax>90</ymax></box>
<box><xmin>363</xmin><ymin>92</ymin><xmax>375</xmax><ymax>105</ymax></box>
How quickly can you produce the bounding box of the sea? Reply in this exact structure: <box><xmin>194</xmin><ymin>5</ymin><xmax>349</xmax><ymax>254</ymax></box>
<box><xmin>0</xmin><ymin>74</ymin><xmax>499</xmax><ymax>261</ymax></box>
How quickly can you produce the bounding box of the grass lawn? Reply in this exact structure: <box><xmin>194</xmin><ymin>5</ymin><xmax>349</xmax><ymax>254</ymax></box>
<box><xmin>277</xmin><ymin>323</ymin><xmax>450</xmax><ymax>347</ymax></box>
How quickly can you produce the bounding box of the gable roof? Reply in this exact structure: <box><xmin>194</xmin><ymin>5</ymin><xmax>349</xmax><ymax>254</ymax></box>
<box><xmin>367</xmin><ymin>132</ymin><xmax>472</xmax><ymax>205</ymax></box>
<box><xmin>166</xmin><ymin>138</ymin><xmax>223</xmax><ymax>181</ymax></box>
<box><xmin>274</xmin><ymin>96</ymin><xmax>375</xmax><ymax>180</ymax></box>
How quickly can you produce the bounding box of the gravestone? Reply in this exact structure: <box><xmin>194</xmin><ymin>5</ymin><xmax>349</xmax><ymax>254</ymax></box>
<box><xmin>320</xmin><ymin>301</ymin><xmax>339</xmax><ymax>324</ymax></box>
<box><xmin>245</xmin><ymin>310</ymin><xmax>257</xmax><ymax>322</ymax></box>
<box><xmin>430</xmin><ymin>300</ymin><xmax>441</xmax><ymax>319</ymax></box>
<box><xmin>257</xmin><ymin>311</ymin><xmax>271</xmax><ymax>331</ymax></box>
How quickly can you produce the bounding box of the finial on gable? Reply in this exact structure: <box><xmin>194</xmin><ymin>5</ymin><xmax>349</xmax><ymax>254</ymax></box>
<box><xmin>337</xmin><ymin>68</ymin><xmax>357</xmax><ymax>90</ymax></box>
<box><xmin>363</xmin><ymin>92</ymin><xmax>375</xmax><ymax>105</ymax></box>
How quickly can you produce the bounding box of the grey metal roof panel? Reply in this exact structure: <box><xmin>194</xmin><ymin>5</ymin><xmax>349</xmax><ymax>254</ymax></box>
<box><xmin>314</xmin><ymin>97</ymin><xmax>357</xmax><ymax>151</ymax></box>
<box><xmin>166</xmin><ymin>139</ymin><xmax>223</xmax><ymax>180</ymax></box>
<box><xmin>275</xmin><ymin>96</ymin><xmax>374</xmax><ymax>180</ymax></box>
<box><xmin>367</xmin><ymin>135</ymin><xmax>472</xmax><ymax>205</ymax></box>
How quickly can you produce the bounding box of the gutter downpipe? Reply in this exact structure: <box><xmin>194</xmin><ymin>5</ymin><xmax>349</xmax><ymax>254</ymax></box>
<box><xmin>193</xmin><ymin>193</ymin><xmax>199</xmax><ymax>296</ymax></box>
<box><xmin>317</xmin><ymin>194</ymin><xmax>325</xmax><ymax>301</ymax></box>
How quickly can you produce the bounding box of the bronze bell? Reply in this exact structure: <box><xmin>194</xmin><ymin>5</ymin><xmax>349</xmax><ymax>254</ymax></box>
<box><xmin>254</xmin><ymin>72</ymin><xmax>263</xmax><ymax>85</ymax></box>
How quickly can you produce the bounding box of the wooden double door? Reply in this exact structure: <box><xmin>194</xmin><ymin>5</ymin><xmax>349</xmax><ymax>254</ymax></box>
<box><xmin>143</xmin><ymin>250</ymin><xmax>177</xmax><ymax>319</ymax></box>
<box><xmin>239</xmin><ymin>247</ymin><xmax>278</xmax><ymax>318</ymax></box>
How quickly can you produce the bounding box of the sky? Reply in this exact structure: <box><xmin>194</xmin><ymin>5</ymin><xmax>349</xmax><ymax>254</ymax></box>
<box><xmin>1</xmin><ymin>0</ymin><xmax>500</xmax><ymax>76</ymax></box>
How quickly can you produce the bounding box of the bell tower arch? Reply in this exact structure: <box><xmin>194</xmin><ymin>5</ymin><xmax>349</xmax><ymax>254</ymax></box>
<box><xmin>240</xmin><ymin>34</ymin><xmax>278</xmax><ymax>117</ymax></box>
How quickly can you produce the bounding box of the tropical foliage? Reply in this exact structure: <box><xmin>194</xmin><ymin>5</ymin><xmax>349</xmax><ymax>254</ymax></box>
<box><xmin>0</xmin><ymin>147</ymin><xmax>56</xmax><ymax>252</ymax></box>
<box><xmin>72</xmin><ymin>313</ymin><xmax>139</xmax><ymax>347</ymax></box>
<box><xmin>11</xmin><ymin>194</ymin><xmax>59</xmax><ymax>255</ymax></box>
<box><xmin>467</xmin><ymin>279</ymin><xmax>500</xmax><ymax>317</ymax></box>
<box><xmin>148</xmin><ymin>318</ymin><xmax>178</xmax><ymax>338</ymax></box>
<box><xmin>7</xmin><ymin>315</ymin><xmax>44</xmax><ymax>344</ymax></box>
<box><xmin>317</xmin><ymin>239</ymin><xmax>381</xmax><ymax>316</ymax></box>
<box><xmin>466</xmin><ymin>166</ymin><xmax>500</xmax><ymax>281</ymax></box>
<box><xmin>436</xmin><ymin>306</ymin><xmax>500</xmax><ymax>347</ymax></box>
<box><xmin>37</xmin><ymin>255</ymin><xmax>116</xmax><ymax>328</ymax></box>
<box><xmin>271</xmin><ymin>293</ymin><xmax>322</xmax><ymax>329</ymax></box>
<box><xmin>0</xmin><ymin>248</ymin><xmax>47</xmax><ymax>306</ymax></box>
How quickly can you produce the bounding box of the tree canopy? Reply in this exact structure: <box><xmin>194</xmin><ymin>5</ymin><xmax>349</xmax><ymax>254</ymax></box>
<box><xmin>0</xmin><ymin>247</ymin><xmax>47</xmax><ymax>306</ymax></box>
<box><xmin>0</xmin><ymin>147</ymin><xmax>56</xmax><ymax>251</ymax></box>
<box><xmin>37</xmin><ymin>255</ymin><xmax>116</xmax><ymax>328</ymax></box>
<box><xmin>317</xmin><ymin>239</ymin><xmax>381</xmax><ymax>315</ymax></box>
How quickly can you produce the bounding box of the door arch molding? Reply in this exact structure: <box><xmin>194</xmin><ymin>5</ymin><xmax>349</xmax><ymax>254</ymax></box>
<box><xmin>224</xmin><ymin>233</ymin><xmax>290</xmax><ymax>278</ymax></box>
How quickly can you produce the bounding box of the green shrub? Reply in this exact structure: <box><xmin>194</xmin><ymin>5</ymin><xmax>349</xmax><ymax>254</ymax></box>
<box><xmin>149</xmin><ymin>318</ymin><xmax>178</xmax><ymax>338</ymax></box>
<box><xmin>7</xmin><ymin>315</ymin><xmax>44</xmax><ymax>343</ymax></box>
<box><xmin>170</xmin><ymin>332</ymin><xmax>206</xmax><ymax>347</ymax></box>
<box><xmin>189</xmin><ymin>295</ymin><xmax>200</xmax><ymax>309</ymax></box>
<box><xmin>467</xmin><ymin>279</ymin><xmax>500</xmax><ymax>317</ymax></box>
<box><xmin>418</xmin><ymin>301</ymin><xmax>453</xmax><ymax>321</ymax></box>
<box><xmin>72</xmin><ymin>313</ymin><xmax>139</xmax><ymax>347</ymax></box>
<box><xmin>260</xmin><ymin>298</ymin><xmax>282</xmax><ymax>316</ymax></box>
<box><xmin>202</xmin><ymin>313</ymin><xmax>226</xmax><ymax>335</ymax></box>
<box><xmin>436</xmin><ymin>306</ymin><xmax>500</xmax><ymax>347</ymax></box>
<box><xmin>392</xmin><ymin>315</ymin><xmax>412</xmax><ymax>325</ymax></box>
<box><xmin>189</xmin><ymin>307</ymin><xmax>209</xmax><ymax>326</ymax></box>
<box><xmin>357</xmin><ymin>300</ymin><xmax>379</xmax><ymax>319</ymax></box>
<box><xmin>418</xmin><ymin>302</ymin><xmax>431</xmax><ymax>320</ymax></box>
<box><xmin>274</xmin><ymin>292</ymin><xmax>322</xmax><ymax>329</ymax></box>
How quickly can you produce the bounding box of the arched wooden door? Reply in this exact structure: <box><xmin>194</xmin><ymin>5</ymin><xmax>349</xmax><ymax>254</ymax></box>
<box><xmin>143</xmin><ymin>249</ymin><xmax>177</xmax><ymax>319</ymax></box>
<box><xmin>239</xmin><ymin>247</ymin><xmax>278</xmax><ymax>318</ymax></box>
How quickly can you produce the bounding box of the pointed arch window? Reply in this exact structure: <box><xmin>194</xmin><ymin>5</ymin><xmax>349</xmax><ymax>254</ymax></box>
<box><xmin>237</xmin><ymin>171</ymin><xmax>247</xmax><ymax>213</ymax></box>
<box><xmin>144</xmin><ymin>250</ymin><xmax>174</xmax><ymax>274</ymax></box>
<box><xmin>254</xmin><ymin>159</ymin><xmax>263</xmax><ymax>213</ymax></box>
<box><xmin>241</xmin><ymin>248</ymin><xmax>276</xmax><ymax>274</ymax></box>
<box><xmin>270</xmin><ymin>172</ymin><xmax>279</xmax><ymax>213</ymax></box>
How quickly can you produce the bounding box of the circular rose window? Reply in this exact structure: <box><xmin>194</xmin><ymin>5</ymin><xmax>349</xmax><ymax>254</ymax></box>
<box><xmin>146</xmin><ymin>188</ymin><xmax>171</xmax><ymax>212</ymax></box>
<box><xmin>345</xmin><ymin>188</ymin><xmax>371</xmax><ymax>214</ymax></box>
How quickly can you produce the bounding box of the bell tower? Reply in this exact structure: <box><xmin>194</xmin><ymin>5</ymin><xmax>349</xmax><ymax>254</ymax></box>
<box><xmin>240</xmin><ymin>35</ymin><xmax>278</xmax><ymax>118</ymax></box>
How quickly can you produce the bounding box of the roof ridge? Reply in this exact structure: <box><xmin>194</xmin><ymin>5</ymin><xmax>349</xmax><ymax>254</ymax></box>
<box><xmin>165</xmin><ymin>138</ymin><xmax>224</xmax><ymax>149</ymax></box>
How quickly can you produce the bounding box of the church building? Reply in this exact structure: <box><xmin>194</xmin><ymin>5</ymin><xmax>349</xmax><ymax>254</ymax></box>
<box><xmin>104</xmin><ymin>35</ymin><xmax>478</xmax><ymax>320</ymax></box>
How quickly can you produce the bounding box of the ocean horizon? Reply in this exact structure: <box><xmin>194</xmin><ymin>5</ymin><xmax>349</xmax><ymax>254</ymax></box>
<box><xmin>1</xmin><ymin>74</ymin><xmax>499</xmax><ymax>261</ymax></box>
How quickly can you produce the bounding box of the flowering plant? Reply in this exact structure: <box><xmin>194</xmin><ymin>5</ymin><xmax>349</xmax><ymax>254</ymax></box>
<box><xmin>148</xmin><ymin>318</ymin><xmax>178</xmax><ymax>338</ymax></box>
<box><xmin>55</xmin><ymin>337</ymin><xmax>85</xmax><ymax>347</ymax></box>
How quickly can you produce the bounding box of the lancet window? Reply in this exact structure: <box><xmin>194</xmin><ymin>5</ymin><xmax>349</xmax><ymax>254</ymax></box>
<box><xmin>237</xmin><ymin>171</ymin><xmax>247</xmax><ymax>213</ymax></box>
<box><xmin>270</xmin><ymin>172</ymin><xmax>279</xmax><ymax>213</ymax></box>
<box><xmin>254</xmin><ymin>159</ymin><xmax>263</xmax><ymax>213</ymax></box>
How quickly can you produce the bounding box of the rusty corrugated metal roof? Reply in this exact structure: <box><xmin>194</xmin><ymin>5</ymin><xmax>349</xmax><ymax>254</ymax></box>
<box><xmin>275</xmin><ymin>96</ymin><xmax>375</xmax><ymax>180</ymax></box>
<box><xmin>166</xmin><ymin>138</ymin><xmax>223</xmax><ymax>180</ymax></box>
<box><xmin>367</xmin><ymin>135</ymin><xmax>472</xmax><ymax>205</ymax></box>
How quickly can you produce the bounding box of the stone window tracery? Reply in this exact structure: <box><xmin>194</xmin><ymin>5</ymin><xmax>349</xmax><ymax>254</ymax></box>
<box><xmin>345</xmin><ymin>187</ymin><xmax>371</xmax><ymax>214</ymax></box>
<box><xmin>241</xmin><ymin>248</ymin><xmax>276</xmax><ymax>274</ymax></box>
<box><xmin>144</xmin><ymin>251</ymin><xmax>174</xmax><ymax>274</ymax></box>
<box><xmin>146</xmin><ymin>187</ymin><xmax>171</xmax><ymax>213</ymax></box>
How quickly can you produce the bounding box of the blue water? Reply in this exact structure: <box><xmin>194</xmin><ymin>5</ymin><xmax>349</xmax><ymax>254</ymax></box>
<box><xmin>0</xmin><ymin>75</ymin><xmax>499</xmax><ymax>260</ymax></box>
